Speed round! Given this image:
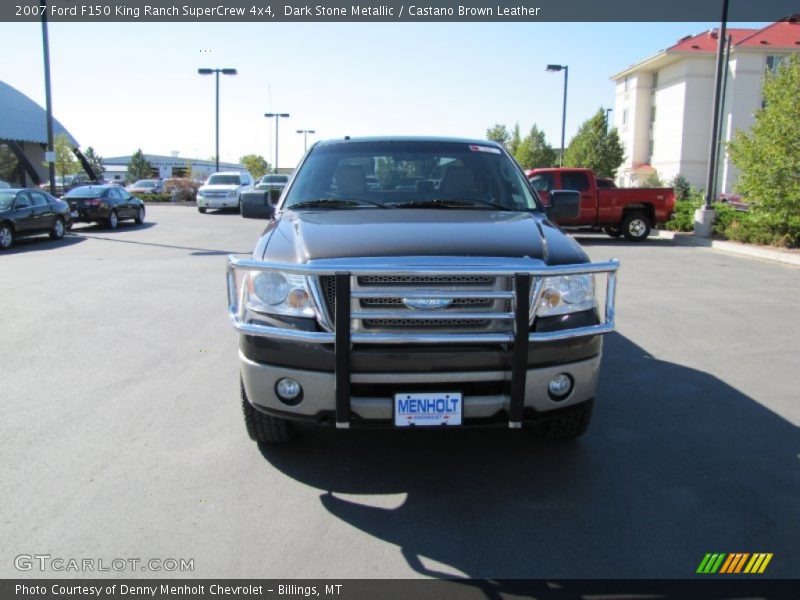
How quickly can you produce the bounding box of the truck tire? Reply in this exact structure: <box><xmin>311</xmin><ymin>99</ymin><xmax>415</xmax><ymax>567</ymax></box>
<box><xmin>532</xmin><ymin>399</ymin><xmax>593</xmax><ymax>440</ymax></box>
<box><xmin>603</xmin><ymin>226</ymin><xmax>622</xmax><ymax>238</ymax></box>
<box><xmin>198</xmin><ymin>207</ymin><xmax>207</xmax><ymax>214</ymax></box>
<box><xmin>241</xmin><ymin>378</ymin><xmax>296</xmax><ymax>444</ymax></box>
<box><xmin>620</xmin><ymin>212</ymin><xmax>651</xmax><ymax>242</ymax></box>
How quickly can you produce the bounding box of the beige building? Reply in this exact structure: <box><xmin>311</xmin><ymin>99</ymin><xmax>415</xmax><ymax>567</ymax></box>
<box><xmin>611</xmin><ymin>17</ymin><xmax>800</xmax><ymax>193</ymax></box>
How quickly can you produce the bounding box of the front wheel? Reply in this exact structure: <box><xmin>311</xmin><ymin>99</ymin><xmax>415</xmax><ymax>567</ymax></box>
<box><xmin>106</xmin><ymin>210</ymin><xmax>119</xmax><ymax>229</ymax></box>
<box><xmin>620</xmin><ymin>212</ymin><xmax>651</xmax><ymax>242</ymax></box>
<box><xmin>532</xmin><ymin>399</ymin><xmax>593</xmax><ymax>440</ymax></box>
<box><xmin>603</xmin><ymin>226</ymin><xmax>622</xmax><ymax>238</ymax></box>
<box><xmin>134</xmin><ymin>206</ymin><xmax>145</xmax><ymax>225</ymax></box>
<box><xmin>50</xmin><ymin>217</ymin><xmax>66</xmax><ymax>240</ymax></box>
<box><xmin>241</xmin><ymin>378</ymin><xmax>296</xmax><ymax>444</ymax></box>
<box><xmin>0</xmin><ymin>223</ymin><xmax>14</xmax><ymax>250</ymax></box>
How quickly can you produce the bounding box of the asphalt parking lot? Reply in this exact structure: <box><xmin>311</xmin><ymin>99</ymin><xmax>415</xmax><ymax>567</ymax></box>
<box><xmin>1</xmin><ymin>205</ymin><xmax>798</xmax><ymax>579</ymax></box>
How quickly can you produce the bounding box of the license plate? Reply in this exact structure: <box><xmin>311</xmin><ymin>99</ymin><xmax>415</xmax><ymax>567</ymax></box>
<box><xmin>394</xmin><ymin>392</ymin><xmax>462</xmax><ymax>427</ymax></box>
<box><xmin>70</xmin><ymin>211</ymin><xmax>78</xmax><ymax>218</ymax></box>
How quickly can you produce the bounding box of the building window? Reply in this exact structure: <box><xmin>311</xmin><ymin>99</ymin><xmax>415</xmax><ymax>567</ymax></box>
<box><xmin>622</xmin><ymin>109</ymin><xmax>628</xmax><ymax>125</ymax></box>
<box><xmin>650</xmin><ymin>105</ymin><xmax>656</xmax><ymax>123</ymax></box>
<box><xmin>648</xmin><ymin>138</ymin><xmax>654</xmax><ymax>164</ymax></box>
<box><xmin>651</xmin><ymin>71</ymin><xmax>659</xmax><ymax>89</ymax></box>
<box><xmin>624</xmin><ymin>76</ymin><xmax>630</xmax><ymax>92</ymax></box>
<box><xmin>766</xmin><ymin>55</ymin><xmax>786</xmax><ymax>73</ymax></box>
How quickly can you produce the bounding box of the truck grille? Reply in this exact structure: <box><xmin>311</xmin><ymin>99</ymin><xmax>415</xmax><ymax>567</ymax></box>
<box><xmin>318</xmin><ymin>275</ymin><xmax>512</xmax><ymax>333</ymax></box>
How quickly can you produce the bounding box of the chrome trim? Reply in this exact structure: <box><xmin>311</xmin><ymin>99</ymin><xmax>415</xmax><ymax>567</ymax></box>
<box><xmin>351</xmin><ymin>290</ymin><xmax>514</xmax><ymax>299</ymax></box>
<box><xmin>227</xmin><ymin>256</ymin><xmax>619</xmax><ymax>344</ymax></box>
<box><xmin>350</xmin><ymin>310</ymin><xmax>514</xmax><ymax>320</ymax></box>
<box><xmin>307</xmin><ymin>274</ymin><xmax>334</xmax><ymax>332</ymax></box>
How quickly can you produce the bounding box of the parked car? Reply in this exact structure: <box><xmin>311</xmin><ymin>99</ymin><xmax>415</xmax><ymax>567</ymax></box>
<box><xmin>718</xmin><ymin>193</ymin><xmax>751</xmax><ymax>212</ymax></box>
<box><xmin>0</xmin><ymin>180</ymin><xmax>10</xmax><ymax>189</ymax></box>
<box><xmin>163</xmin><ymin>178</ymin><xmax>201</xmax><ymax>202</ymax></box>
<box><xmin>39</xmin><ymin>173</ymin><xmax>93</xmax><ymax>196</ymax></box>
<box><xmin>226</xmin><ymin>137</ymin><xmax>619</xmax><ymax>444</ymax></box>
<box><xmin>126</xmin><ymin>179</ymin><xmax>164</xmax><ymax>194</ymax></box>
<box><xmin>255</xmin><ymin>174</ymin><xmax>290</xmax><ymax>192</ymax></box>
<box><xmin>0</xmin><ymin>188</ymin><xmax>71</xmax><ymax>250</ymax></box>
<box><xmin>528</xmin><ymin>167</ymin><xmax>675</xmax><ymax>241</ymax></box>
<box><xmin>62</xmin><ymin>185</ymin><xmax>145</xmax><ymax>229</ymax></box>
<box><xmin>197</xmin><ymin>171</ymin><xmax>254</xmax><ymax>213</ymax></box>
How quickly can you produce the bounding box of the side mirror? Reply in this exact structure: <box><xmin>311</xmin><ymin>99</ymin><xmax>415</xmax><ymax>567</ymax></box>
<box><xmin>240</xmin><ymin>190</ymin><xmax>275</xmax><ymax>219</ymax></box>
<box><xmin>546</xmin><ymin>190</ymin><xmax>580</xmax><ymax>222</ymax></box>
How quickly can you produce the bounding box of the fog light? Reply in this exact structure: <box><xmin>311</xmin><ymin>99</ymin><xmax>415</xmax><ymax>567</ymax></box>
<box><xmin>548</xmin><ymin>373</ymin><xmax>573</xmax><ymax>400</ymax></box>
<box><xmin>275</xmin><ymin>378</ymin><xmax>303</xmax><ymax>404</ymax></box>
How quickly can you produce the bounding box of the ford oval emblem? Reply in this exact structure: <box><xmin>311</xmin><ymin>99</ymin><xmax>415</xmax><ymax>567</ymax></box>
<box><xmin>403</xmin><ymin>298</ymin><xmax>453</xmax><ymax>311</ymax></box>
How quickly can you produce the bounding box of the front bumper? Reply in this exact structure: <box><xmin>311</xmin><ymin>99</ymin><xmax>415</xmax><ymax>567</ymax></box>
<box><xmin>241</xmin><ymin>351</ymin><xmax>601</xmax><ymax>423</ymax></box>
<box><xmin>227</xmin><ymin>255</ymin><xmax>619</xmax><ymax>429</ymax></box>
<box><xmin>197</xmin><ymin>195</ymin><xmax>238</xmax><ymax>208</ymax></box>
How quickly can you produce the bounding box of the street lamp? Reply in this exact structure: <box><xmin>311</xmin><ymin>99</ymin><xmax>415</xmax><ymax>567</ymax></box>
<box><xmin>296</xmin><ymin>129</ymin><xmax>316</xmax><ymax>152</ymax></box>
<box><xmin>265</xmin><ymin>113</ymin><xmax>290</xmax><ymax>173</ymax></box>
<box><xmin>197</xmin><ymin>67</ymin><xmax>237</xmax><ymax>172</ymax></box>
<box><xmin>40</xmin><ymin>0</ymin><xmax>55</xmax><ymax>194</ymax></box>
<box><xmin>546</xmin><ymin>64</ymin><xmax>569</xmax><ymax>166</ymax></box>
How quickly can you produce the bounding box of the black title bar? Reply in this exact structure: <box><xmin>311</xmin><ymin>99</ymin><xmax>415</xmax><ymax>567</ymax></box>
<box><xmin>3</xmin><ymin>0</ymin><xmax>799</xmax><ymax>23</ymax></box>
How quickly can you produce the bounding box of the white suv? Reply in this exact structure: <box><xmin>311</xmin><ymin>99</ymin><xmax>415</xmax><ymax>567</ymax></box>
<box><xmin>197</xmin><ymin>171</ymin><xmax>253</xmax><ymax>213</ymax></box>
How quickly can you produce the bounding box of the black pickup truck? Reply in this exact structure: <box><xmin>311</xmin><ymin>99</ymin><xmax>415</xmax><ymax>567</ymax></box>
<box><xmin>226</xmin><ymin>137</ymin><xmax>618</xmax><ymax>443</ymax></box>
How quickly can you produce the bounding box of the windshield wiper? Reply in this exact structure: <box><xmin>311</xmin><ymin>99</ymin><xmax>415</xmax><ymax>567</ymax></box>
<box><xmin>287</xmin><ymin>197</ymin><xmax>387</xmax><ymax>210</ymax></box>
<box><xmin>395</xmin><ymin>198</ymin><xmax>512</xmax><ymax>210</ymax></box>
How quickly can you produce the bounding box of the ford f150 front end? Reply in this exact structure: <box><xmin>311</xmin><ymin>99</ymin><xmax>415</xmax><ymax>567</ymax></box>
<box><xmin>226</xmin><ymin>137</ymin><xmax>619</xmax><ymax>443</ymax></box>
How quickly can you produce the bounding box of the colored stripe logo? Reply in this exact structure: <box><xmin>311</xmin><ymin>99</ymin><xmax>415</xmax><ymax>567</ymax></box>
<box><xmin>697</xmin><ymin>553</ymin><xmax>773</xmax><ymax>574</ymax></box>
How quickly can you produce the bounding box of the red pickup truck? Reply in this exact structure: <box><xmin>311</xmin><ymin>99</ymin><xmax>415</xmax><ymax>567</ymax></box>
<box><xmin>527</xmin><ymin>167</ymin><xmax>675</xmax><ymax>242</ymax></box>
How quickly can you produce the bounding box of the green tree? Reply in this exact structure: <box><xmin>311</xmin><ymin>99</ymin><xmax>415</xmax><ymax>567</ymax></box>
<box><xmin>670</xmin><ymin>174</ymin><xmax>691</xmax><ymax>200</ymax></box>
<box><xmin>0</xmin><ymin>144</ymin><xmax>19</xmax><ymax>184</ymax></box>
<box><xmin>54</xmin><ymin>133</ymin><xmax>78</xmax><ymax>181</ymax></box>
<box><xmin>728</xmin><ymin>55</ymin><xmax>800</xmax><ymax>221</ymax></box>
<box><xmin>486</xmin><ymin>124</ymin><xmax>511</xmax><ymax>149</ymax></box>
<box><xmin>83</xmin><ymin>146</ymin><xmax>104</xmax><ymax>179</ymax></box>
<box><xmin>127</xmin><ymin>149</ymin><xmax>153</xmax><ymax>182</ymax></box>
<box><xmin>514</xmin><ymin>124</ymin><xmax>557</xmax><ymax>169</ymax></box>
<box><xmin>508</xmin><ymin>123</ymin><xmax>522</xmax><ymax>156</ymax></box>
<box><xmin>563</xmin><ymin>108</ymin><xmax>625</xmax><ymax>179</ymax></box>
<box><xmin>239</xmin><ymin>154</ymin><xmax>270</xmax><ymax>179</ymax></box>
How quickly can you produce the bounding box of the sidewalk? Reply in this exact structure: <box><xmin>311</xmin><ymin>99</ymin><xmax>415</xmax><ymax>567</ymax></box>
<box><xmin>654</xmin><ymin>230</ymin><xmax>800</xmax><ymax>267</ymax></box>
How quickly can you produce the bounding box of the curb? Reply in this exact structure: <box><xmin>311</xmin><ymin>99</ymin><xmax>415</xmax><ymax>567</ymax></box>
<box><xmin>653</xmin><ymin>230</ymin><xmax>800</xmax><ymax>267</ymax></box>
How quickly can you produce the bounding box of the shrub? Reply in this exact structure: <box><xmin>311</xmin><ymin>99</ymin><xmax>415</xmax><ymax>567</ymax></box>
<box><xmin>665</xmin><ymin>196</ymin><xmax>702</xmax><ymax>231</ymax></box>
<box><xmin>670</xmin><ymin>174</ymin><xmax>691</xmax><ymax>201</ymax></box>
<box><xmin>138</xmin><ymin>193</ymin><xmax>173</xmax><ymax>203</ymax></box>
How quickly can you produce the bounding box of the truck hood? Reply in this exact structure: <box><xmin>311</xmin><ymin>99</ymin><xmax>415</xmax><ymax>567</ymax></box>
<box><xmin>257</xmin><ymin>209</ymin><xmax>588</xmax><ymax>266</ymax></box>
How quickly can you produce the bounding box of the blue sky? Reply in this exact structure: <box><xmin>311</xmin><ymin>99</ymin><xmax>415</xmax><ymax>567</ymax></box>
<box><xmin>0</xmin><ymin>21</ymin><xmax>767</xmax><ymax>169</ymax></box>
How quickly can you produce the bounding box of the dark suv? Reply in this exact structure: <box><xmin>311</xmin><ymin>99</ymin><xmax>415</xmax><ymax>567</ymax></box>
<box><xmin>226</xmin><ymin>137</ymin><xmax>618</xmax><ymax>443</ymax></box>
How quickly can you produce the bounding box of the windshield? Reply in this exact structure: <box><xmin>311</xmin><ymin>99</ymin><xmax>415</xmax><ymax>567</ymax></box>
<box><xmin>132</xmin><ymin>180</ymin><xmax>157</xmax><ymax>188</ymax></box>
<box><xmin>64</xmin><ymin>187</ymin><xmax>106</xmax><ymax>198</ymax></box>
<box><xmin>260</xmin><ymin>175</ymin><xmax>289</xmax><ymax>184</ymax></box>
<box><xmin>0</xmin><ymin>191</ymin><xmax>15</xmax><ymax>209</ymax></box>
<box><xmin>283</xmin><ymin>141</ymin><xmax>540</xmax><ymax>211</ymax></box>
<box><xmin>206</xmin><ymin>175</ymin><xmax>241</xmax><ymax>185</ymax></box>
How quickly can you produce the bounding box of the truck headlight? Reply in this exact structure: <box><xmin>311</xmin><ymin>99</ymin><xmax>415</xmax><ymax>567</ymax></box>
<box><xmin>197</xmin><ymin>190</ymin><xmax>204</xmax><ymax>198</ymax></box>
<box><xmin>535</xmin><ymin>274</ymin><xmax>595</xmax><ymax>317</ymax></box>
<box><xmin>246</xmin><ymin>271</ymin><xmax>316</xmax><ymax>318</ymax></box>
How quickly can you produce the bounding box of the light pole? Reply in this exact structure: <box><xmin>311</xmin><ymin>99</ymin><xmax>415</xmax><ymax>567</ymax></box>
<box><xmin>265</xmin><ymin>113</ymin><xmax>290</xmax><ymax>173</ymax></box>
<box><xmin>696</xmin><ymin>0</ymin><xmax>729</xmax><ymax>237</ymax></box>
<box><xmin>197</xmin><ymin>67</ymin><xmax>237</xmax><ymax>172</ymax></box>
<box><xmin>40</xmin><ymin>0</ymin><xmax>55</xmax><ymax>194</ymax></box>
<box><xmin>546</xmin><ymin>64</ymin><xmax>569</xmax><ymax>166</ymax></box>
<box><xmin>296</xmin><ymin>129</ymin><xmax>315</xmax><ymax>152</ymax></box>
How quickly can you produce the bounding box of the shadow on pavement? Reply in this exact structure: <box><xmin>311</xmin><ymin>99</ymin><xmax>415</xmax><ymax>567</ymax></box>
<box><xmin>2</xmin><ymin>234</ymin><xmax>85</xmax><ymax>255</ymax></box>
<box><xmin>258</xmin><ymin>333</ymin><xmax>800</xmax><ymax>579</ymax></box>
<box><xmin>571</xmin><ymin>232</ymin><xmax>682</xmax><ymax>248</ymax></box>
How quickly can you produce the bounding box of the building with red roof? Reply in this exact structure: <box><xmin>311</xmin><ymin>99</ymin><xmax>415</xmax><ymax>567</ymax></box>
<box><xmin>610</xmin><ymin>16</ymin><xmax>800</xmax><ymax>193</ymax></box>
